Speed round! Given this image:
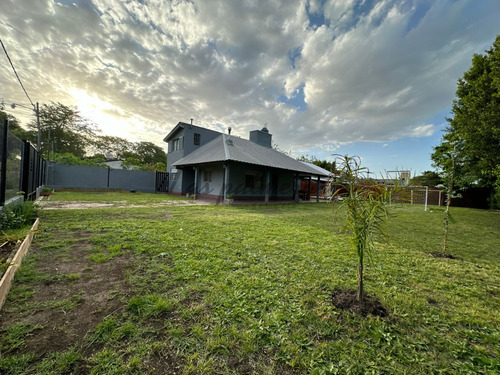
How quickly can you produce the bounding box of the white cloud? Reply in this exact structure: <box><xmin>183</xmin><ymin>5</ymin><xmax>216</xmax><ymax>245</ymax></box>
<box><xmin>407</xmin><ymin>124</ymin><xmax>435</xmax><ymax>138</ymax></box>
<box><xmin>0</xmin><ymin>0</ymin><xmax>498</xmax><ymax>157</ymax></box>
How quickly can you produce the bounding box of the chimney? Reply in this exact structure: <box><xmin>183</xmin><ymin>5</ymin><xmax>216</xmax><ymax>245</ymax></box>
<box><xmin>190</xmin><ymin>118</ymin><xmax>193</xmax><ymax>125</ymax></box>
<box><xmin>228</xmin><ymin>127</ymin><xmax>232</xmax><ymax>135</ymax></box>
<box><xmin>249</xmin><ymin>126</ymin><xmax>272</xmax><ymax>148</ymax></box>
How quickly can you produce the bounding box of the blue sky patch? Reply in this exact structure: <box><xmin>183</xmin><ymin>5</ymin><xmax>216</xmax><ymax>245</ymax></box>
<box><xmin>277</xmin><ymin>83</ymin><xmax>307</xmax><ymax>112</ymax></box>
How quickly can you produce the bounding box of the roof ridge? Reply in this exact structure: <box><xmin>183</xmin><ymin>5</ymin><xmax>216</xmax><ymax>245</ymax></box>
<box><xmin>222</xmin><ymin>133</ymin><xmax>231</xmax><ymax>160</ymax></box>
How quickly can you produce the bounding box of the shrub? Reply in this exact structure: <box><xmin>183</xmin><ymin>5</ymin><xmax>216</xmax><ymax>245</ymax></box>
<box><xmin>0</xmin><ymin>201</ymin><xmax>39</xmax><ymax>230</ymax></box>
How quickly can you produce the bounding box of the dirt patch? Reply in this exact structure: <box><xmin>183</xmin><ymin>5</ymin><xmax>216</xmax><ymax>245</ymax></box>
<box><xmin>331</xmin><ymin>288</ymin><xmax>389</xmax><ymax>317</ymax></box>
<box><xmin>0</xmin><ymin>241</ymin><xmax>17</xmax><ymax>270</ymax></box>
<box><xmin>0</xmin><ymin>238</ymin><xmax>134</xmax><ymax>358</ymax></box>
<box><xmin>38</xmin><ymin>200</ymin><xmax>209</xmax><ymax>210</ymax></box>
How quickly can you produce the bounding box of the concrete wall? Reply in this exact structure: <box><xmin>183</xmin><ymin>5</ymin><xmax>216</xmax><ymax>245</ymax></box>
<box><xmin>46</xmin><ymin>163</ymin><xmax>156</xmax><ymax>193</ymax></box>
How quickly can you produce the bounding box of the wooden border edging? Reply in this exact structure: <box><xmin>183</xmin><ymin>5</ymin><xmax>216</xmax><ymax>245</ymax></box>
<box><xmin>0</xmin><ymin>218</ymin><xmax>40</xmax><ymax>311</ymax></box>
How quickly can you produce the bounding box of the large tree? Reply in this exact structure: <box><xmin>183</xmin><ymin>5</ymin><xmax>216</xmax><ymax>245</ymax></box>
<box><xmin>432</xmin><ymin>35</ymin><xmax>500</xmax><ymax>205</ymax></box>
<box><xmin>28</xmin><ymin>102</ymin><xmax>99</xmax><ymax>158</ymax></box>
<box><xmin>0</xmin><ymin>110</ymin><xmax>31</xmax><ymax>140</ymax></box>
<box><xmin>409</xmin><ymin>171</ymin><xmax>443</xmax><ymax>187</ymax></box>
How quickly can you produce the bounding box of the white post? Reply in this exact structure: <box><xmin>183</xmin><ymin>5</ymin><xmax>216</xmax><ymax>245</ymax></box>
<box><xmin>411</xmin><ymin>190</ymin><xmax>414</xmax><ymax>205</ymax></box>
<box><xmin>424</xmin><ymin>186</ymin><xmax>428</xmax><ymax>212</ymax></box>
<box><xmin>438</xmin><ymin>190</ymin><xmax>442</xmax><ymax>206</ymax></box>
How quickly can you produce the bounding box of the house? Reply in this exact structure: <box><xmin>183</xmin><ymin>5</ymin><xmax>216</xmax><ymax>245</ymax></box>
<box><xmin>163</xmin><ymin>121</ymin><xmax>330</xmax><ymax>202</ymax></box>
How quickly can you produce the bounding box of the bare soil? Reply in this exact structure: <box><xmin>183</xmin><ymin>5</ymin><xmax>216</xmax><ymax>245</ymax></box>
<box><xmin>0</xmin><ymin>232</ymin><xmax>134</xmax><ymax>358</ymax></box>
<box><xmin>331</xmin><ymin>288</ymin><xmax>389</xmax><ymax>317</ymax></box>
<box><xmin>429</xmin><ymin>252</ymin><xmax>460</xmax><ymax>260</ymax></box>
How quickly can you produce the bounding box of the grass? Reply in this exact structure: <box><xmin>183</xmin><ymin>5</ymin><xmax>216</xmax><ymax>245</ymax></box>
<box><xmin>49</xmin><ymin>190</ymin><xmax>188</xmax><ymax>204</ymax></box>
<box><xmin>0</xmin><ymin>191</ymin><xmax>499</xmax><ymax>374</ymax></box>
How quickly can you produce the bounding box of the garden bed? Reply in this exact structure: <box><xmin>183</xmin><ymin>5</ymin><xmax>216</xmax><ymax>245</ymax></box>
<box><xmin>0</xmin><ymin>219</ymin><xmax>39</xmax><ymax>310</ymax></box>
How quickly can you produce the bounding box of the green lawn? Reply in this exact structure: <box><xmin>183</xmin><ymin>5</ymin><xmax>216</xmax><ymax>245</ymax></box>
<box><xmin>47</xmin><ymin>191</ymin><xmax>188</xmax><ymax>204</ymax></box>
<box><xmin>0</xmin><ymin>192</ymin><xmax>499</xmax><ymax>374</ymax></box>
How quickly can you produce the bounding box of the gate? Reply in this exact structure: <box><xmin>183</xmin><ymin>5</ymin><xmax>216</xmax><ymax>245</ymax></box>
<box><xmin>155</xmin><ymin>171</ymin><xmax>169</xmax><ymax>193</ymax></box>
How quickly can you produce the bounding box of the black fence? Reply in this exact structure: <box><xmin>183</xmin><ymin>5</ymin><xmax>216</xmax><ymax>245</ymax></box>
<box><xmin>1</xmin><ymin>119</ymin><xmax>46</xmax><ymax>206</ymax></box>
<box><xmin>155</xmin><ymin>171</ymin><xmax>169</xmax><ymax>193</ymax></box>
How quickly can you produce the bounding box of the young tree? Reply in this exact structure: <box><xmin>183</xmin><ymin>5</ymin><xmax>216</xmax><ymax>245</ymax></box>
<box><xmin>432</xmin><ymin>35</ymin><xmax>500</xmax><ymax>207</ymax></box>
<box><xmin>333</xmin><ymin>155</ymin><xmax>390</xmax><ymax>302</ymax></box>
<box><xmin>433</xmin><ymin>142</ymin><xmax>465</xmax><ymax>256</ymax></box>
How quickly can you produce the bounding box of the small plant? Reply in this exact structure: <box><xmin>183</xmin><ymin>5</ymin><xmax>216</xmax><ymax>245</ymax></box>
<box><xmin>0</xmin><ymin>201</ymin><xmax>39</xmax><ymax>231</ymax></box>
<box><xmin>332</xmin><ymin>155</ymin><xmax>390</xmax><ymax>302</ymax></box>
<box><xmin>435</xmin><ymin>143</ymin><xmax>463</xmax><ymax>256</ymax></box>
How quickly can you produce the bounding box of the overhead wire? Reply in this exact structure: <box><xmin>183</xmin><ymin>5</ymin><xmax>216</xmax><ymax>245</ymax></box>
<box><xmin>0</xmin><ymin>38</ymin><xmax>35</xmax><ymax>109</ymax></box>
<box><xmin>0</xmin><ymin>21</ymin><xmax>153</xmax><ymax>118</ymax></box>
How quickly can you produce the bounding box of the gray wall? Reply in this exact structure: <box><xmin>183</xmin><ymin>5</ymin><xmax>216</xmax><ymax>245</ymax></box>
<box><xmin>196</xmin><ymin>164</ymin><xmax>225</xmax><ymax>197</ymax></box>
<box><xmin>166</xmin><ymin>124</ymin><xmax>220</xmax><ymax>193</ymax></box>
<box><xmin>47</xmin><ymin>163</ymin><xmax>156</xmax><ymax>193</ymax></box>
<box><xmin>228</xmin><ymin>164</ymin><xmax>295</xmax><ymax>198</ymax></box>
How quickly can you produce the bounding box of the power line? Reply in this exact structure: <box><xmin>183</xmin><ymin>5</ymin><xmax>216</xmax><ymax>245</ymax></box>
<box><xmin>0</xmin><ymin>22</ymin><xmax>152</xmax><ymax>117</ymax></box>
<box><xmin>0</xmin><ymin>38</ymin><xmax>35</xmax><ymax>108</ymax></box>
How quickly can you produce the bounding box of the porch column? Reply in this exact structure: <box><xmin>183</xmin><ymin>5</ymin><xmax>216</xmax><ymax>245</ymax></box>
<box><xmin>193</xmin><ymin>167</ymin><xmax>198</xmax><ymax>199</ymax></box>
<box><xmin>264</xmin><ymin>170</ymin><xmax>270</xmax><ymax>203</ymax></box>
<box><xmin>224</xmin><ymin>163</ymin><xmax>230</xmax><ymax>200</ymax></box>
<box><xmin>316</xmin><ymin>176</ymin><xmax>320</xmax><ymax>202</ymax></box>
<box><xmin>294</xmin><ymin>174</ymin><xmax>300</xmax><ymax>202</ymax></box>
<box><xmin>307</xmin><ymin>177</ymin><xmax>312</xmax><ymax>201</ymax></box>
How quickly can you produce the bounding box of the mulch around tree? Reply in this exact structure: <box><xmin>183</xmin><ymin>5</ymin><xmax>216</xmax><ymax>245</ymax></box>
<box><xmin>331</xmin><ymin>288</ymin><xmax>389</xmax><ymax>317</ymax></box>
<box><xmin>429</xmin><ymin>252</ymin><xmax>460</xmax><ymax>260</ymax></box>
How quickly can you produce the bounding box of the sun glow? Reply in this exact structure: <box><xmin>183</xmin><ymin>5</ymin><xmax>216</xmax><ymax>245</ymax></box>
<box><xmin>68</xmin><ymin>88</ymin><xmax>136</xmax><ymax>138</ymax></box>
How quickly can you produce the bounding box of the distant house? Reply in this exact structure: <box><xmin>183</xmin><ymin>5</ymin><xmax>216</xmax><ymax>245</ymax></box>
<box><xmin>163</xmin><ymin>122</ymin><xmax>330</xmax><ymax>202</ymax></box>
<box><xmin>104</xmin><ymin>159</ymin><xmax>124</xmax><ymax>169</ymax></box>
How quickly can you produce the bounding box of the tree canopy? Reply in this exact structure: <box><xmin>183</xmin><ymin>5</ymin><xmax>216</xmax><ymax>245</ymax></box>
<box><xmin>27</xmin><ymin>102</ymin><xmax>98</xmax><ymax>158</ymax></box>
<box><xmin>409</xmin><ymin>171</ymin><xmax>443</xmax><ymax>187</ymax></box>
<box><xmin>297</xmin><ymin>155</ymin><xmax>336</xmax><ymax>173</ymax></box>
<box><xmin>4</xmin><ymin>103</ymin><xmax>167</xmax><ymax>171</ymax></box>
<box><xmin>432</xmin><ymin>35</ymin><xmax>500</xmax><ymax>205</ymax></box>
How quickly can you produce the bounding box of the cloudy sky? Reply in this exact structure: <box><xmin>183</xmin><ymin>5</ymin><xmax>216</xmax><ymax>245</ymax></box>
<box><xmin>1</xmin><ymin>0</ymin><xmax>499</xmax><ymax>175</ymax></box>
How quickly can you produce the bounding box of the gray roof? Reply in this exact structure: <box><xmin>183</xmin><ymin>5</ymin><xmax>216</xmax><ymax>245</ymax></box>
<box><xmin>173</xmin><ymin>134</ymin><xmax>330</xmax><ymax>176</ymax></box>
<box><xmin>299</xmin><ymin>161</ymin><xmax>332</xmax><ymax>177</ymax></box>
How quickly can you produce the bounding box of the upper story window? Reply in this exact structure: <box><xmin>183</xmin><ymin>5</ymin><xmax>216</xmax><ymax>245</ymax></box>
<box><xmin>169</xmin><ymin>136</ymin><xmax>184</xmax><ymax>152</ymax></box>
<box><xmin>194</xmin><ymin>133</ymin><xmax>201</xmax><ymax>146</ymax></box>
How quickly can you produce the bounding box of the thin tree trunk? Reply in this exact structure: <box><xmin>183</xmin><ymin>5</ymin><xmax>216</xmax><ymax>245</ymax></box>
<box><xmin>357</xmin><ymin>264</ymin><xmax>363</xmax><ymax>302</ymax></box>
<box><xmin>442</xmin><ymin>157</ymin><xmax>455</xmax><ymax>254</ymax></box>
<box><xmin>442</xmin><ymin>200</ymin><xmax>450</xmax><ymax>254</ymax></box>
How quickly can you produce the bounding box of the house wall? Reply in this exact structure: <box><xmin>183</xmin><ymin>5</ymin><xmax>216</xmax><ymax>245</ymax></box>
<box><xmin>166</xmin><ymin>124</ymin><xmax>220</xmax><ymax>193</ymax></box>
<box><xmin>196</xmin><ymin>164</ymin><xmax>225</xmax><ymax>197</ymax></box>
<box><xmin>227</xmin><ymin>163</ymin><xmax>295</xmax><ymax>199</ymax></box>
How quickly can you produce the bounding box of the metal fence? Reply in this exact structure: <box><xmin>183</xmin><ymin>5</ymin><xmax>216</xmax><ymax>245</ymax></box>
<box><xmin>391</xmin><ymin>186</ymin><xmax>444</xmax><ymax>211</ymax></box>
<box><xmin>1</xmin><ymin>119</ymin><xmax>45</xmax><ymax>206</ymax></box>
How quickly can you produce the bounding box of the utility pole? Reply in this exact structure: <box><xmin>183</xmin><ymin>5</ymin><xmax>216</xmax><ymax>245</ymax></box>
<box><xmin>36</xmin><ymin>102</ymin><xmax>41</xmax><ymax>152</ymax></box>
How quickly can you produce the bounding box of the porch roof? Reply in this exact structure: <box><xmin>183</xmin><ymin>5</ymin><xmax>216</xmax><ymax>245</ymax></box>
<box><xmin>173</xmin><ymin>134</ymin><xmax>330</xmax><ymax>177</ymax></box>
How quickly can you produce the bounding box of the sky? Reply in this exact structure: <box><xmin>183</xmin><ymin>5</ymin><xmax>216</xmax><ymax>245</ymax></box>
<box><xmin>0</xmin><ymin>0</ymin><xmax>499</xmax><ymax>176</ymax></box>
